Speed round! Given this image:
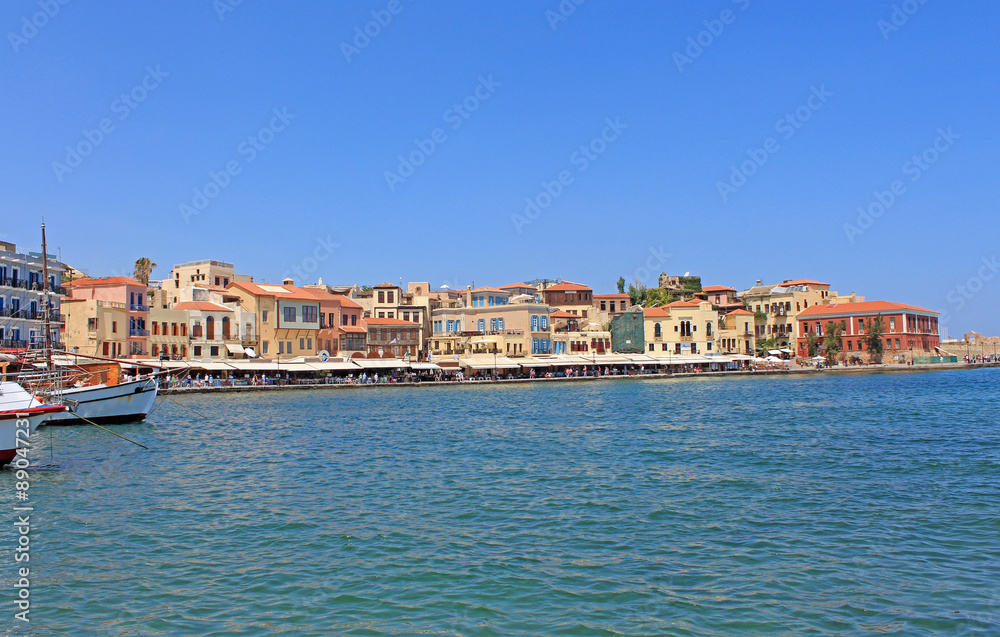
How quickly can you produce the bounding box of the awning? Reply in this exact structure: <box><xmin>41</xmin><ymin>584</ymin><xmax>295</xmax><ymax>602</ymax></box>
<box><xmin>227</xmin><ymin>361</ymin><xmax>278</xmax><ymax>371</ymax></box>
<box><xmin>519</xmin><ymin>358</ymin><xmax>559</xmax><ymax>367</ymax></box>
<box><xmin>354</xmin><ymin>359</ymin><xmax>409</xmax><ymax>369</ymax></box>
<box><xmin>459</xmin><ymin>356</ymin><xmax>521</xmax><ymax>370</ymax></box>
<box><xmin>189</xmin><ymin>361</ymin><xmax>236</xmax><ymax>371</ymax></box>
<box><xmin>226</xmin><ymin>343</ymin><xmax>245</xmax><ymax>355</ymax></box>
<box><xmin>779</xmin><ymin>348</ymin><xmax>793</xmax><ymax>354</ymax></box>
<box><xmin>409</xmin><ymin>362</ymin><xmax>442</xmax><ymax>371</ymax></box>
<box><xmin>306</xmin><ymin>361</ymin><xmax>361</xmax><ymax>371</ymax></box>
<box><xmin>768</xmin><ymin>349</ymin><xmax>782</xmax><ymax>355</ymax></box>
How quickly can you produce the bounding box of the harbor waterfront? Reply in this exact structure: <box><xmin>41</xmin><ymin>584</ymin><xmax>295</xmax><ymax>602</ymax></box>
<box><xmin>5</xmin><ymin>368</ymin><xmax>998</xmax><ymax>635</ymax></box>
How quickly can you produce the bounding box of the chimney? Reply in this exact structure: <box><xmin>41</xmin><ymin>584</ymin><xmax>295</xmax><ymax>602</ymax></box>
<box><xmin>282</xmin><ymin>277</ymin><xmax>294</xmax><ymax>286</ymax></box>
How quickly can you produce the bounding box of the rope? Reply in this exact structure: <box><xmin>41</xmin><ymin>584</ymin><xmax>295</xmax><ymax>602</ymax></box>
<box><xmin>65</xmin><ymin>412</ymin><xmax>150</xmax><ymax>450</ymax></box>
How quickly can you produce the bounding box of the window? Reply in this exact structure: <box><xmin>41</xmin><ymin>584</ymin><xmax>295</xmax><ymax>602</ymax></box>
<box><xmin>87</xmin><ymin>318</ymin><xmax>98</xmax><ymax>331</ymax></box>
<box><xmin>210</xmin><ymin>346</ymin><xmax>219</xmax><ymax>357</ymax></box>
<box><xmin>181</xmin><ymin>324</ymin><xmax>187</xmax><ymax>337</ymax></box>
<box><xmin>279</xmin><ymin>341</ymin><xmax>285</xmax><ymax>355</ymax></box>
<box><xmin>262</xmin><ymin>341</ymin><xmax>268</xmax><ymax>354</ymax></box>
<box><xmin>303</xmin><ymin>306</ymin><xmax>317</xmax><ymax>323</ymax></box>
<box><xmin>531</xmin><ymin>316</ymin><xmax>538</xmax><ymax>332</ymax></box>
<box><xmin>648</xmin><ymin>343</ymin><xmax>654</xmax><ymax>351</ymax></box>
<box><xmin>498</xmin><ymin>318</ymin><xmax>504</xmax><ymax>329</ymax></box>
<box><xmin>858</xmin><ymin>319</ymin><xmax>865</xmax><ymax>332</ymax></box>
<box><xmin>341</xmin><ymin>313</ymin><xmax>347</xmax><ymax>325</ymax></box>
<box><xmin>541</xmin><ymin>316</ymin><xmax>548</xmax><ymax>330</ymax></box>
<box><xmin>896</xmin><ymin>338</ymin><xmax>901</xmax><ymax>349</ymax></box>
<box><xmin>112</xmin><ymin>321</ymin><xmax>117</xmax><ymax>333</ymax></box>
<box><xmin>654</xmin><ymin>323</ymin><xmax>662</xmax><ymax>337</ymax></box>
<box><xmin>890</xmin><ymin>317</ymin><xmax>896</xmax><ymax>331</ymax></box>
<box><xmin>378</xmin><ymin>312</ymin><xmax>385</xmax><ymax>318</ymax></box>
<box><xmin>674</xmin><ymin>343</ymin><xmax>681</xmax><ymax>354</ymax></box>
<box><xmin>194</xmin><ymin>345</ymin><xmax>202</xmax><ymax>356</ymax></box>
<box><xmin>601</xmin><ymin>301</ymin><xmax>607</xmax><ymax>310</ymax></box>
<box><xmin>387</xmin><ymin>291</ymin><xmax>394</xmax><ymax>303</ymax></box>
<box><xmin>103</xmin><ymin>342</ymin><xmax>109</xmax><ymax>355</ymax></box>
<box><xmin>378</xmin><ymin>291</ymin><xmax>385</xmax><ymax>303</ymax></box>
<box><xmin>478</xmin><ymin>319</ymin><xmax>486</xmax><ymax>332</ymax></box>
<box><xmin>662</xmin><ymin>343</ymin><xmax>668</xmax><ymax>351</ymax></box>
<box><xmin>351</xmin><ymin>314</ymin><xmax>357</xmax><ymax>326</ymax></box>
<box><xmin>300</xmin><ymin>338</ymin><xmax>305</xmax><ymax>350</ymax></box>
<box><xmin>403</xmin><ymin>312</ymin><xmax>409</xmax><ymax>321</ymax></box>
<box><xmin>284</xmin><ymin>306</ymin><xmax>296</xmax><ymax>322</ymax></box>
<box><xmin>847</xmin><ymin>341</ymin><xmax>853</xmax><ymax>351</ymax></box>
<box><xmin>262</xmin><ymin>310</ymin><xmax>268</xmax><ymax>323</ymax></box>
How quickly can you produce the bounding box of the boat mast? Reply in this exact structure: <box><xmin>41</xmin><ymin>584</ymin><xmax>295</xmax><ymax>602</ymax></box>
<box><xmin>41</xmin><ymin>222</ymin><xmax>52</xmax><ymax>371</ymax></box>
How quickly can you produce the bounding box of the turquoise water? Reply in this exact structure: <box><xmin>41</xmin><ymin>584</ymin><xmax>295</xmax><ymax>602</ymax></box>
<box><xmin>3</xmin><ymin>369</ymin><xmax>999</xmax><ymax>635</ymax></box>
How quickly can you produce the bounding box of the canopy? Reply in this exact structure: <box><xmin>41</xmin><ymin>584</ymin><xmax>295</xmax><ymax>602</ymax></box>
<box><xmin>768</xmin><ymin>349</ymin><xmax>782</xmax><ymax>355</ymax></box>
<box><xmin>354</xmin><ymin>359</ymin><xmax>409</xmax><ymax>369</ymax></box>
<box><xmin>225</xmin><ymin>343</ymin><xmax>245</xmax><ymax>355</ymax></box>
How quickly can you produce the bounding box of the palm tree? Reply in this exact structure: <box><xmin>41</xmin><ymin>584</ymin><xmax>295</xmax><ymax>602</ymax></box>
<box><xmin>133</xmin><ymin>257</ymin><xmax>157</xmax><ymax>285</ymax></box>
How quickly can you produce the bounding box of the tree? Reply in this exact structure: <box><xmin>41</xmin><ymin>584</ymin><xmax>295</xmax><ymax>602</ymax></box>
<box><xmin>806</xmin><ymin>333</ymin><xmax>820</xmax><ymax>357</ymax></box>
<box><xmin>756</xmin><ymin>336</ymin><xmax>777</xmax><ymax>357</ymax></box>
<box><xmin>133</xmin><ymin>257</ymin><xmax>157</xmax><ymax>285</ymax></box>
<box><xmin>616</xmin><ymin>276</ymin><xmax>625</xmax><ymax>294</ymax></box>
<box><xmin>863</xmin><ymin>315</ymin><xmax>886</xmax><ymax>363</ymax></box>
<box><xmin>627</xmin><ymin>280</ymin><xmax>647</xmax><ymax>306</ymax></box>
<box><xmin>823</xmin><ymin>321</ymin><xmax>845</xmax><ymax>363</ymax></box>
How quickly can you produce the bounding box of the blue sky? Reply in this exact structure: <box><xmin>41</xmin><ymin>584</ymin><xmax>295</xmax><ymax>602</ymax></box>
<box><xmin>2</xmin><ymin>0</ymin><xmax>998</xmax><ymax>337</ymax></box>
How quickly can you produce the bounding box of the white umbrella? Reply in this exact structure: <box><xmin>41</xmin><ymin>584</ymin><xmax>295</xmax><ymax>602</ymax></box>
<box><xmin>765</xmin><ymin>356</ymin><xmax>783</xmax><ymax>362</ymax></box>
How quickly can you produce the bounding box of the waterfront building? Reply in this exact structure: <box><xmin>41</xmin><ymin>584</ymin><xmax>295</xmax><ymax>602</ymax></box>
<box><xmin>592</xmin><ymin>293</ymin><xmax>631</xmax><ymax>326</ymax></box>
<box><xmin>738</xmin><ymin>279</ymin><xmax>863</xmax><ymax>352</ymax></box>
<box><xmin>0</xmin><ymin>240</ymin><xmax>65</xmax><ymax>351</ymax></box>
<box><xmin>699</xmin><ymin>285</ymin><xmax>744</xmax><ymax>314</ymax></box>
<box><xmin>549</xmin><ymin>310</ymin><xmax>611</xmax><ymax>355</ymax></box>
<box><xmin>366</xmin><ymin>318</ymin><xmax>421</xmax><ymax>359</ymax></box>
<box><xmin>718</xmin><ymin>309</ymin><xmax>755</xmax><ymax>355</ymax></box>
<box><xmin>227</xmin><ymin>280</ymin><xmax>327</xmax><ymax>360</ymax></box>
<box><xmin>642</xmin><ymin>300</ymin><xmax>719</xmax><ymax>357</ymax></box>
<box><xmin>146</xmin><ymin>306</ymin><xmax>190</xmax><ymax>360</ymax></box>
<box><xmin>336</xmin><ymin>296</ymin><xmax>367</xmax><ymax>358</ymax></box>
<box><xmin>62</xmin><ymin>276</ymin><xmax>149</xmax><ymax>357</ymax></box>
<box><xmin>542</xmin><ymin>281</ymin><xmax>594</xmax><ymax>320</ymax></box>
<box><xmin>430</xmin><ymin>289</ymin><xmax>551</xmax><ymax>357</ymax></box>
<box><xmin>795</xmin><ymin>300</ymin><xmax>941</xmax><ymax>363</ymax></box>
<box><xmin>610</xmin><ymin>305</ymin><xmax>645</xmax><ymax>353</ymax></box>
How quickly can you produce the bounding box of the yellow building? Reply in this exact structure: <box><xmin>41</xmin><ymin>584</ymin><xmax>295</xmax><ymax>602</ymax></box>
<box><xmin>718</xmin><ymin>309</ymin><xmax>755</xmax><ymax>355</ymax></box>
<box><xmin>643</xmin><ymin>300</ymin><xmax>719</xmax><ymax>357</ymax></box>
<box><xmin>738</xmin><ymin>279</ymin><xmax>863</xmax><ymax>351</ymax></box>
<box><xmin>430</xmin><ymin>289</ymin><xmax>552</xmax><ymax>357</ymax></box>
<box><xmin>227</xmin><ymin>281</ymin><xmax>325</xmax><ymax>360</ymax></box>
<box><xmin>61</xmin><ymin>298</ymin><xmax>130</xmax><ymax>359</ymax></box>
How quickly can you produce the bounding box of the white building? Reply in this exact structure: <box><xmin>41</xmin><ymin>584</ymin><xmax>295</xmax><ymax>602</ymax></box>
<box><xmin>0</xmin><ymin>240</ymin><xmax>66</xmax><ymax>350</ymax></box>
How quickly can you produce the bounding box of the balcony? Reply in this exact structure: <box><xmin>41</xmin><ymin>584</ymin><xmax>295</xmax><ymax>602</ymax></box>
<box><xmin>0</xmin><ymin>339</ymin><xmax>29</xmax><ymax>349</ymax></box>
<box><xmin>130</xmin><ymin>304</ymin><xmax>150</xmax><ymax>312</ymax></box>
<box><xmin>129</xmin><ymin>328</ymin><xmax>149</xmax><ymax>337</ymax></box>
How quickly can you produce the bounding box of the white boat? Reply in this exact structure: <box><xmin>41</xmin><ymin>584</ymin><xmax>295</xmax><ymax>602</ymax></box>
<box><xmin>42</xmin><ymin>376</ymin><xmax>158</xmax><ymax>425</ymax></box>
<box><xmin>0</xmin><ymin>381</ymin><xmax>66</xmax><ymax>467</ymax></box>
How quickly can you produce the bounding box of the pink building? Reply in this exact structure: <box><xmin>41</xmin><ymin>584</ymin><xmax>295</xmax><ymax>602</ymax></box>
<box><xmin>64</xmin><ymin>277</ymin><xmax>150</xmax><ymax>358</ymax></box>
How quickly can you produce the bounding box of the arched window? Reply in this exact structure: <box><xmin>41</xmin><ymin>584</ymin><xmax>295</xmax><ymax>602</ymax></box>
<box><xmin>222</xmin><ymin>316</ymin><xmax>231</xmax><ymax>339</ymax></box>
<box><xmin>654</xmin><ymin>323</ymin><xmax>661</xmax><ymax>337</ymax></box>
<box><xmin>206</xmin><ymin>316</ymin><xmax>215</xmax><ymax>340</ymax></box>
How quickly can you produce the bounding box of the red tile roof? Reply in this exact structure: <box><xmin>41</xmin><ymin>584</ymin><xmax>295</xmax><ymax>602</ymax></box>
<box><xmin>594</xmin><ymin>293</ymin><xmax>630</xmax><ymax>299</ymax></box>
<box><xmin>337</xmin><ymin>296</ymin><xmax>363</xmax><ymax>309</ymax></box>
<box><xmin>725</xmin><ymin>309</ymin><xmax>754</xmax><ymax>316</ymax></box>
<box><xmin>549</xmin><ymin>310</ymin><xmax>579</xmax><ymax>319</ymax></box>
<box><xmin>227</xmin><ymin>281</ymin><xmax>319</xmax><ymax>302</ymax></box>
<box><xmin>340</xmin><ymin>325</ymin><xmax>368</xmax><ymax>333</ymax></box>
<box><xmin>499</xmin><ymin>282</ymin><xmax>535</xmax><ymax>290</ymax></box>
<box><xmin>666</xmin><ymin>299</ymin><xmax>702</xmax><ymax>308</ymax></box>
<box><xmin>643</xmin><ymin>307</ymin><xmax>671</xmax><ymax>318</ymax></box>
<box><xmin>703</xmin><ymin>285</ymin><xmax>736</xmax><ymax>293</ymax></box>
<box><xmin>797</xmin><ymin>300</ymin><xmax>938</xmax><ymax>317</ymax></box>
<box><xmin>172</xmin><ymin>301</ymin><xmax>233</xmax><ymax>312</ymax></box>
<box><xmin>64</xmin><ymin>276</ymin><xmax>144</xmax><ymax>287</ymax></box>
<box><xmin>544</xmin><ymin>281</ymin><xmax>591</xmax><ymax>292</ymax></box>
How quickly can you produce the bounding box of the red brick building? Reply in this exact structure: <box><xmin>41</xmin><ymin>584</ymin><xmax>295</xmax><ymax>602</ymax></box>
<box><xmin>796</xmin><ymin>301</ymin><xmax>940</xmax><ymax>361</ymax></box>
